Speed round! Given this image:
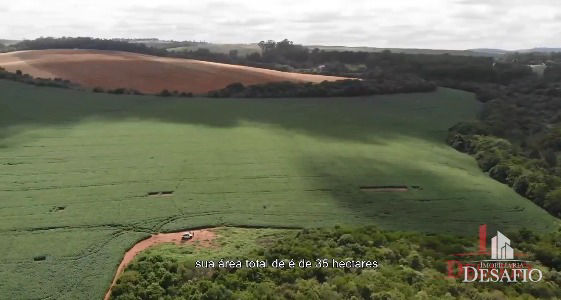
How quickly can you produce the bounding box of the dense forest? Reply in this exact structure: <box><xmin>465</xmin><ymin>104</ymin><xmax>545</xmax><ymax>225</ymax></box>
<box><xmin>111</xmin><ymin>226</ymin><xmax>561</xmax><ymax>300</ymax></box>
<box><xmin>446</xmin><ymin>77</ymin><xmax>561</xmax><ymax>217</ymax></box>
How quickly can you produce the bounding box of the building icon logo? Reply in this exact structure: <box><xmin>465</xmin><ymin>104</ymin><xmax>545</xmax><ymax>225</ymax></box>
<box><xmin>490</xmin><ymin>231</ymin><xmax>514</xmax><ymax>260</ymax></box>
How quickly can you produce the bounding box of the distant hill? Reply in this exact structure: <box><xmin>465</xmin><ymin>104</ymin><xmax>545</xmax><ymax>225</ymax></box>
<box><xmin>5</xmin><ymin>37</ymin><xmax>561</xmax><ymax>57</ymax></box>
<box><xmin>305</xmin><ymin>45</ymin><xmax>496</xmax><ymax>56</ymax></box>
<box><xmin>0</xmin><ymin>49</ymin><xmax>347</xmax><ymax>94</ymax></box>
<box><xmin>518</xmin><ymin>47</ymin><xmax>561</xmax><ymax>53</ymax></box>
<box><xmin>307</xmin><ymin>45</ymin><xmax>561</xmax><ymax>57</ymax></box>
<box><xmin>470</xmin><ymin>47</ymin><xmax>561</xmax><ymax>55</ymax></box>
<box><xmin>468</xmin><ymin>48</ymin><xmax>509</xmax><ymax>56</ymax></box>
<box><xmin>0</xmin><ymin>39</ymin><xmax>20</xmax><ymax>46</ymax></box>
<box><xmin>167</xmin><ymin>43</ymin><xmax>261</xmax><ymax>56</ymax></box>
<box><xmin>121</xmin><ymin>39</ymin><xmax>497</xmax><ymax>57</ymax></box>
<box><xmin>114</xmin><ymin>38</ymin><xmax>202</xmax><ymax>50</ymax></box>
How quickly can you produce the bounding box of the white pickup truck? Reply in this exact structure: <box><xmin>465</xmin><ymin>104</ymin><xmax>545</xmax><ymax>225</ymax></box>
<box><xmin>181</xmin><ymin>232</ymin><xmax>194</xmax><ymax>241</ymax></box>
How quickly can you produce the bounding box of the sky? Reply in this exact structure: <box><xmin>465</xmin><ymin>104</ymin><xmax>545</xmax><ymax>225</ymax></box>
<box><xmin>1</xmin><ymin>0</ymin><xmax>560</xmax><ymax>50</ymax></box>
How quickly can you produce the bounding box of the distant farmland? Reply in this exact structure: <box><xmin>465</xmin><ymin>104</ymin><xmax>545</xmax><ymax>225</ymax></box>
<box><xmin>0</xmin><ymin>49</ymin><xmax>347</xmax><ymax>94</ymax></box>
<box><xmin>166</xmin><ymin>43</ymin><xmax>261</xmax><ymax>56</ymax></box>
<box><xmin>0</xmin><ymin>80</ymin><xmax>557</xmax><ymax>299</ymax></box>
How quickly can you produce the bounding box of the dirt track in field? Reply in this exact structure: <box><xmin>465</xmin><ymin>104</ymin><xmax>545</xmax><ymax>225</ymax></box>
<box><xmin>0</xmin><ymin>49</ymin><xmax>348</xmax><ymax>94</ymax></box>
<box><xmin>104</xmin><ymin>229</ymin><xmax>216</xmax><ymax>300</ymax></box>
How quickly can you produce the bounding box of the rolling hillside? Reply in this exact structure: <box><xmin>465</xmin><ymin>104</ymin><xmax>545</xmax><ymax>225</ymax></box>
<box><xmin>0</xmin><ymin>80</ymin><xmax>557</xmax><ymax>299</ymax></box>
<box><xmin>0</xmin><ymin>49</ymin><xmax>347</xmax><ymax>94</ymax></box>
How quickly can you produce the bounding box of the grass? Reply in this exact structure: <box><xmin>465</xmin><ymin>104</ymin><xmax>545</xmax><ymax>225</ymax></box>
<box><xmin>166</xmin><ymin>43</ymin><xmax>260</xmax><ymax>56</ymax></box>
<box><xmin>305</xmin><ymin>45</ymin><xmax>494</xmax><ymax>56</ymax></box>
<box><xmin>141</xmin><ymin>227</ymin><xmax>292</xmax><ymax>264</ymax></box>
<box><xmin>0</xmin><ymin>79</ymin><xmax>557</xmax><ymax>299</ymax></box>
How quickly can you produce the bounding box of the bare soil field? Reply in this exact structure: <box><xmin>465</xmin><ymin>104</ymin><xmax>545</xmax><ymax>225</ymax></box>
<box><xmin>104</xmin><ymin>229</ymin><xmax>216</xmax><ymax>300</ymax></box>
<box><xmin>0</xmin><ymin>49</ymin><xmax>348</xmax><ymax>93</ymax></box>
<box><xmin>359</xmin><ymin>185</ymin><xmax>410</xmax><ymax>192</ymax></box>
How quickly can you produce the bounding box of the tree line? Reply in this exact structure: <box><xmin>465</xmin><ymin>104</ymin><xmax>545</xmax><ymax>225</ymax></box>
<box><xmin>7</xmin><ymin>37</ymin><xmax>167</xmax><ymax>56</ymax></box>
<box><xmin>0</xmin><ymin>67</ymin><xmax>75</xmax><ymax>89</ymax></box>
<box><xmin>207</xmin><ymin>77</ymin><xmax>436</xmax><ymax>98</ymax></box>
<box><xmin>110</xmin><ymin>226</ymin><xmax>561</xmax><ymax>300</ymax></box>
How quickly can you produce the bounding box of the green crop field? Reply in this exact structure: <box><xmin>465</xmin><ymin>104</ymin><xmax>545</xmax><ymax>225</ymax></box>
<box><xmin>0</xmin><ymin>80</ymin><xmax>557</xmax><ymax>299</ymax></box>
<box><xmin>166</xmin><ymin>43</ymin><xmax>261</xmax><ymax>56</ymax></box>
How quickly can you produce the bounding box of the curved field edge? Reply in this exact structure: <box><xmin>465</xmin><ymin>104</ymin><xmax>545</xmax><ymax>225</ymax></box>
<box><xmin>0</xmin><ymin>80</ymin><xmax>557</xmax><ymax>299</ymax></box>
<box><xmin>0</xmin><ymin>49</ymin><xmax>348</xmax><ymax>94</ymax></box>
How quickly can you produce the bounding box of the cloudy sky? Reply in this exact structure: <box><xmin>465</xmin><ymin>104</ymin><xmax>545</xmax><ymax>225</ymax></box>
<box><xmin>1</xmin><ymin>0</ymin><xmax>560</xmax><ymax>50</ymax></box>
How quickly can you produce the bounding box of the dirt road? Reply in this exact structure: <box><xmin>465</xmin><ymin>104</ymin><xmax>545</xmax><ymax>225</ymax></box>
<box><xmin>104</xmin><ymin>229</ymin><xmax>217</xmax><ymax>300</ymax></box>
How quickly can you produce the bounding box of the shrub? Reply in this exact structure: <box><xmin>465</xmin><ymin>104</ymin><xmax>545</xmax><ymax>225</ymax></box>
<box><xmin>447</xmin><ymin>134</ymin><xmax>471</xmax><ymax>153</ymax></box>
<box><xmin>513</xmin><ymin>175</ymin><xmax>530</xmax><ymax>195</ymax></box>
<box><xmin>544</xmin><ymin>189</ymin><xmax>561</xmax><ymax>217</ymax></box>
<box><xmin>505</xmin><ymin>166</ymin><xmax>524</xmax><ymax>186</ymax></box>
<box><xmin>489</xmin><ymin>164</ymin><xmax>510</xmax><ymax>183</ymax></box>
<box><xmin>159</xmin><ymin>89</ymin><xmax>172</xmax><ymax>97</ymax></box>
<box><xmin>448</xmin><ymin>121</ymin><xmax>488</xmax><ymax>136</ymax></box>
<box><xmin>109</xmin><ymin>88</ymin><xmax>126</xmax><ymax>94</ymax></box>
<box><xmin>527</xmin><ymin>182</ymin><xmax>549</xmax><ymax>205</ymax></box>
<box><xmin>337</xmin><ymin>234</ymin><xmax>355</xmax><ymax>245</ymax></box>
<box><xmin>475</xmin><ymin>151</ymin><xmax>500</xmax><ymax>171</ymax></box>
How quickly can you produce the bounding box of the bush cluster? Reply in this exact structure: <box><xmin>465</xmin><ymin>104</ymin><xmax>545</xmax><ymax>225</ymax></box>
<box><xmin>111</xmin><ymin>226</ymin><xmax>561</xmax><ymax>300</ymax></box>
<box><xmin>0</xmin><ymin>67</ymin><xmax>74</xmax><ymax>89</ymax></box>
<box><xmin>92</xmin><ymin>87</ymin><xmax>143</xmax><ymax>95</ymax></box>
<box><xmin>208</xmin><ymin>78</ymin><xmax>436</xmax><ymax>98</ymax></box>
<box><xmin>158</xmin><ymin>89</ymin><xmax>193</xmax><ymax>97</ymax></box>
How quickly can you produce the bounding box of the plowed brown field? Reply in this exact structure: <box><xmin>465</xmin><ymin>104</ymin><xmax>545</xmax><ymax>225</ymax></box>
<box><xmin>0</xmin><ymin>49</ymin><xmax>348</xmax><ymax>93</ymax></box>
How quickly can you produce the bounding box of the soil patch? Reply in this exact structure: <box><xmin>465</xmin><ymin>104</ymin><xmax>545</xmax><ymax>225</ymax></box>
<box><xmin>0</xmin><ymin>49</ymin><xmax>349</xmax><ymax>94</ymax></box>
<box><xmin>49</xmin><ymin>206</ymin><xmax>66</xmax><ymax>212</ymax></box>
<box><xmin>360</xmin><ymin>185</ymin><xmax>409</xmax><ymax>192</ymax></box>
<box><xmin>104</xmin><ymin>228</ymin><xmax>216</xmax><ymax>300</ymax></box>
<box><xmin>147</xmin><ymin>191</ymin><xmax>174</xmax><ymax>197</ymax></box>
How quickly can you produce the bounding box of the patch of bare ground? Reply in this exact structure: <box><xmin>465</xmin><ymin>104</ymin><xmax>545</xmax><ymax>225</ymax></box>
<box><xmin>104</xmin><ymin>228</ymin><xmax>217</xmax><ymax>300</ymax></box>
<box><xmin>360</xmin><ymin>185</ymin><xmax>410</xmax><ymax>192</ymax></box>
<box><xmin>147</xmin><ymin>191</ymin><xmax>174</xmax><ymax>197</ymax></box>
<box><xmin>0</xmin><ymin>49</ymin><xmax>349</xmax><ymax>94</ymax></box>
